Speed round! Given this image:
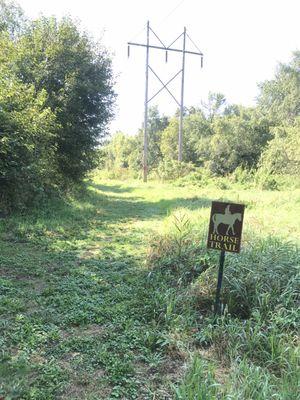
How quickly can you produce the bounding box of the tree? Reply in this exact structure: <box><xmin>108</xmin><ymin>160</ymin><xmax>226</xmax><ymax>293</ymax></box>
<box><xmin>14</xmin><ymin>16</ymin><xmax>115</xmax><ymax>181</ymax></box>
<box><xmin>258</xmin><ymin>51</ymin><xmax>300</xmax><ymax>125</ymax></box>
<box><xmin>0</xmin><ymin>64</ymin><xmax>58</xmax><ymax>209</ymax></box>
<box><xmin>104</xmin><ymin>131</ymin><xmax>140</xmax><ymax>172</ymax></box>
<box><xmin>208</xmin><ymin>107</ymin><xmax>271</xmax><ymax>175</ymax></box>
<box><xmin>183</xmin><ymin>111</ymin><xmax>213</xmax><ymax>165</ymax></box>
<box><xmin>202</xmin><ymin>92</ymin><xmax>227</xmax><ymax>122</ymax></box>
<box><xmin>0</xmin><ymin>5</ymin><xmax>116</xmax><ymax>208</ymax></box>
<box><xmin>136</xmin><ymin>106</ymin><xmax>169</xmax><ymax>171</ymax></box>
<box><xmin>0</xmin><ymin>0</ymin><xmax>26</xmax><ymax>38</ymax></box>
<box><xmin>259</xmin><ymin>118</ymin><xmax>300</xmax><ymax>175</ymax></box>
<box><xmin>160</xmin><ymin>117</ymin><xmax>179</xmax><ymax>161</ymax></box>
<box><xmin>256</xmin><ymin>52</ymin><xmax>300</xmax><ymax>178</ymax></box>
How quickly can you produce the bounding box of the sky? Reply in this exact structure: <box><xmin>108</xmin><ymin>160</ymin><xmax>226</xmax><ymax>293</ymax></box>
<box><xmin>18</xmin><ymin>0</ymin><xmax>300</xmax><ymax>135</ymax></box>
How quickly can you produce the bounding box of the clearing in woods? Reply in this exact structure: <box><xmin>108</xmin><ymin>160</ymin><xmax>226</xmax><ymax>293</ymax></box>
<box><xmin>0</xmin><ymin>175</ymin><xmax>299</xmax><ymax>399</ymax></box>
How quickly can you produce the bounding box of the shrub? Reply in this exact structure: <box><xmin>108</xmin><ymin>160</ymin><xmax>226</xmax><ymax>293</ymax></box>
<box><xmin>0</xmin><ymin>8</ymin><xmax>115</xmax><ymax>210</ymax></box>
<box><xmin>147</xmin><ymin>211</ymin><xmax>211</xmax><ymax>286</ymax></box>
<box><xmin>0</xmin><ymin>66</ymin><xmax>59</xmax><ymax>210</ymax></box>
<box><xmin>254</xmin><ymin>169</ymin><xmax>279</xmax><ymax>191</ymax></box>
<box><xmin>154</xmin><ymin>159</ymin><xmax>195</xmax><ymax>181</ymax></box>
<box><xmin>174</xmin><ymin>168</ymin><xmax>213</xmax><ymax>187</ymax></box>
<box><xmin>194</xmin><ymin>238</ymin><xmax>300</xmax><ymax>320</ymax></box>
<box><xmin>230</xmin><ymin>166</ymin><xmax>254</xmax><ymax>187</ymax></box>
<box><xmin>258</xmin><ymin>121</ymin><xmax>300</xmax><ymax>181</ymax></box>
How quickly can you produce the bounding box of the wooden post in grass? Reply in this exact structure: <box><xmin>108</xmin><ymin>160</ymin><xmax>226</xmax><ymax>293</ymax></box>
<box><xmin>206</xmin><ymin>201</ymin><xmax>245</xmax><ymax>315</ymax></box>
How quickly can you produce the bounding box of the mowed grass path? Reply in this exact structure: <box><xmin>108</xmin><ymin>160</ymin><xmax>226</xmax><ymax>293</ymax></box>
<box><xmin>1</xmin><ymin>176</ymin><xmax>299</xmax><ymax>399</ymax></box>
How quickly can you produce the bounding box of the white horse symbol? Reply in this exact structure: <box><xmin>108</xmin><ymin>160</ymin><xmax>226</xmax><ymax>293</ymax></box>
<box><xmin>212</xmin><ymin>205</ymin><xmax>241</xmax><ymax>235</ymax></box>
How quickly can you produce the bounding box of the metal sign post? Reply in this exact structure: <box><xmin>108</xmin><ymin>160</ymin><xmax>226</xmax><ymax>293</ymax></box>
<box><xmin>214</xmin><ymin>250</ymin><xmax>225</xmax><ymax>315</ymax></box>
<box><xmin>207</xmin><ymin>201</ymin><xmax>245</xmax><ymax>315</ymax></box>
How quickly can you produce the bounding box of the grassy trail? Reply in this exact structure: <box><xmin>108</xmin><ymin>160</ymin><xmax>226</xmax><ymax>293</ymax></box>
<box><xmin>1</xmin><ymin>177</ymin><xmax>299</xmax><ymax>399</ymax></box>
<box><xmin>0</xmin><ymin>179</ymin><xmax>206</xmax><ymax>399</ymax></box>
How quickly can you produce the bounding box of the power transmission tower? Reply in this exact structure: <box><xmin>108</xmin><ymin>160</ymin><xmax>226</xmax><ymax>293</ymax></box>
<box><xmin>128</xmin><ymin>21</ymin><xmax>204</xmax><ymax>182</ymax></box>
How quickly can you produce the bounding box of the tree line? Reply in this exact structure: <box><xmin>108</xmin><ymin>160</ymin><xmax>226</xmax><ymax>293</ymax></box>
<box><xmin>0</xmin><ymin>0</ymin><xmax>115</xmax><ymax>210</ymax></box>
<box><xmin>102</xmin><ymin>51</ymin><xmax>299</xmax><ymax>182</ymax></box>
<box><xmin>1</xmin><ymin>0</ymin><xmax>299</xmax><ymax>211</ymax></box>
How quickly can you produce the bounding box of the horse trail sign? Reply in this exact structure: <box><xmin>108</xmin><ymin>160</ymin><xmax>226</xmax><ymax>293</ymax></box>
<box><xmin>207</xmin><ymin>201</ymin><xmax>245</xmax><ymax>315</ymax></box>
<box><xmin>207</xmin><ymin>201</ymin><xmax>245</xmax><ymax>253</ymax></box>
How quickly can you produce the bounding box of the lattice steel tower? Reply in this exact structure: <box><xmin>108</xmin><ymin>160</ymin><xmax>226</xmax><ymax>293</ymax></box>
<box><xmin>128</xmin><ymin>21</ymin><xmax>204</xmax><ymax>182</ymax></box>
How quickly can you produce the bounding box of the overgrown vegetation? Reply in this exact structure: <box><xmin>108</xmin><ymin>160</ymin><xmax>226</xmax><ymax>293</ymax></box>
<box><xmin>0</xmin><ymin>178</ymin><xmax>299</xmax><ymax>398</ymax></box>
<box><xmin>0</xmin><ymin>1</ymin><xmax>115</xmax><ymax>210</ymax></box>
<box><xmin>145</xmin><ymin>196</ymin><xmax>299</xmax><ymax>398</ymax></box>
<box><xmin>101</xmin><ymin>52</ymin><xmax>300</xmax><ymax>185</ymax></box>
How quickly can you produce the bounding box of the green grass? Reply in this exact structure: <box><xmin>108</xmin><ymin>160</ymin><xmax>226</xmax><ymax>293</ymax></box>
<box><xmin>0</xmin><ymin>173</ymin><xmax>299</xmax><ymax>399</ymax></box>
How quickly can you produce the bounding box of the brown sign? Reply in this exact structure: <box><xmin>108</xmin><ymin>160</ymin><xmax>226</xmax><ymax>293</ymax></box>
<box><xmin>207</xmin><ymin>201</ymin><xmax>245</xmax><ymax>253</ymax></box>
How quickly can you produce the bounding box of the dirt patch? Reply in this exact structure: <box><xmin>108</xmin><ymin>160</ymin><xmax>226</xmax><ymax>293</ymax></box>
<box><xmin>60</xmin><ymin>323</ymin><xmax>105</xmax><ymax>340</ymax></box>
<box><xmin>81</xmin><ymin>324</ymin><xmax>105</xmax><ymax>336</ymax></box>
<box><xmin>0</xmin><ymin>268</ymin><xmax>12</xmax><ymax>277</ymax></box>
<box><xmin>30</xmin><ymin>354</ymin><xmax>47</xmax><ymax>364</ymax></box>
<box><xmin>58</xmin><ymin>352</ymin><xmax>82</xmax><ymax>370</ymax></box>
<box><xmin>60</xmin><ymin>369</ymin><xmax>110</xmax><ymax>400</ymax></box>
<box><xmin>134</xmin><ymin>355</ymin><xmax>186</xmax><ymax>400</ymax></box>
<box><xmin>30</xmin><ymin>278</ymin><xmax>47</xmax><ymax>293</ymax></box>
<box><xmin>199</xmin><ymin>347</ymin><xmax>230</xmax><ymax>385</ymax></box>
<box><xmin>0</xmin><ymin>270</ymin><xmax>46</xmax><ymax>293</ymax></box>
<box><xmin>78</xmin><ymin>247</ymin><xmax>101</xmax><ymax>260</ymax></box>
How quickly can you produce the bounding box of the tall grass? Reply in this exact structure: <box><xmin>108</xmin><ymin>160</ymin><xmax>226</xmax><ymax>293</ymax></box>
<box><xmin>146</xmin><ymin>211</ymin><xmax>300</xmax><ymax>399</ymax></box>
<box><xmin>1</xmin><ymin>178</ymin><xmax>299</xmax><ymax>398</ymax></box>
<box><xmin>174</xmin><ymin>357</ymin><xmax>221</xmax><ymax>399</ymax></box>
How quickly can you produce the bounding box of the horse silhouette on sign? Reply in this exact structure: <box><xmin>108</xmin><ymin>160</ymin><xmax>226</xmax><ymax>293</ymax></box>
<box><xmin>212</xmin><ymin>205</ymin><xmax>242</xmax><ymax>235</ymax></box>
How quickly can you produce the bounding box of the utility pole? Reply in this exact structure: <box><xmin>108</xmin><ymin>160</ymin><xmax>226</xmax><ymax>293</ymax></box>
<box><xmin>178</xmin><ymin>27</ymin><xmax>186</xmax><ymax>162</ymax></box>
<box><xmin>128</xmin><ymin>22</ymin><xmax>203</xmax><ymax>181</ymax></box>
<box><xmin>143</xmin><ymin>21</ymin><xmax>150</xmax><ymax>182</ymax></box>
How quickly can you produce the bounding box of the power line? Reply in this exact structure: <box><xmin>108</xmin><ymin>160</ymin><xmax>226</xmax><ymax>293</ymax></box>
<box><xmin>127</xmin><ymin>20</ymin><xmax>204</xmax><ymax>182</ymax></box>
<box><xmin>128</xmin><ymin>0</ymin><xmax>187</xmax><ymax>43</ymax></box>
<box><xmin>158</xmin><ymin>0</ymin><xmax>187</xmax><ymax>27</ymax></box>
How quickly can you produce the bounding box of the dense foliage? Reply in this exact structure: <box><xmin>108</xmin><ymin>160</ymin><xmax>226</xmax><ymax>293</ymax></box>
<box><xmin>0</xmin><ymin>64</ymin><xmax>58</xmax><ymax>208</ymax></box>
<box><xmin>0</xmin><ymin>1</ymin><xmax>115</xmax><ymax>209</ymax></box>
<box><xmin>103</xmin><ymin>52</ymin><xmax>300</xmax><ymax>181</ymax></box>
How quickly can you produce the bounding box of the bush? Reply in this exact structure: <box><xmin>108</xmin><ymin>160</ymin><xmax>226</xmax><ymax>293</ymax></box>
<box><xmin>0</xmin><ymin>66</ymin><xmax>60</xmax><ymax>210</ymax></box>
<box><xmin>258</xmin><ymin>121</ymin><xmax>300</xmax><ymax>177</ymax></box>
<box><xmin>254</xmin><ymin>169</ymin><xmax>279</xmax><ymax>191</ymax></box>
<box><xmin>100</xmin><ymin>167</ymin><xmax>140</xmax><ymax>180</ymax></box>
<box><xmin>230</xmin><ymin>166</ymin><xmax>254</xmax><ymax>187</ymax></box>
<box><xmin>153</xmin><ymin>159</ymin><xmax>195</xmax><ymax>181</ymax></box>
<box><xmin>0</xmin><ymin>6</ymin><xmax>115</xmax><ymax>210</ymax></box>
<box><xmin>225</xmin><ymin>239</ymin><xmax>299</xmax><ymax>318</ymax></box>
<box><xmin>147</xmin><ymin>211</ymin><xmax>211</xmax><ymax>286</ymax></box>
<box><xmin>174</xmin><ymin>168</ymin><xmax>213</xmax><ymax>187</ymax></box>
